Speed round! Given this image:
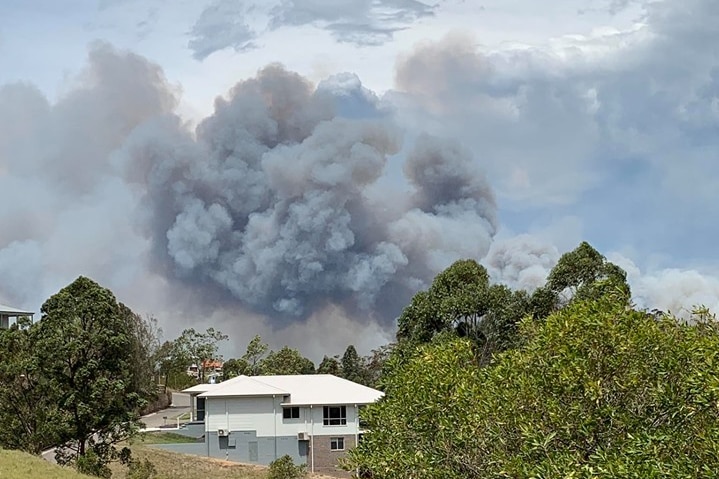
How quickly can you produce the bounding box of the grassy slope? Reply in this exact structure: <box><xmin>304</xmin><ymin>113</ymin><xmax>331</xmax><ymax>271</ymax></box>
<box><xmin>111</xmin><ymin>445</ymin><xmax>339</xmax><ymax>479</ymax></box>
<box><xmin>0</xmin><ymin>449</ymin><xmax>90</xmax><ymax>479</ymax></box>
<box><xmin>0</xmin><ymin>446</ymin><xmax>337</xmax><ymax>479</ymax></box>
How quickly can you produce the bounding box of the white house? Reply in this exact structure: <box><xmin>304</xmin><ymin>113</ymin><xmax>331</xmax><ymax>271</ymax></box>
<box><xmin>180</xmin><ymin>374</ymin><xmax>383</xmax><ymax>477</ymax></box>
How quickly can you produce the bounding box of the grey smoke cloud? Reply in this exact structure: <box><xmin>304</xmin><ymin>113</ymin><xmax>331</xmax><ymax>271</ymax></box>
<box><xmin>113</xmin><ymin>63</ymin><xmax>497</xmax><ymax>323</ymax></box>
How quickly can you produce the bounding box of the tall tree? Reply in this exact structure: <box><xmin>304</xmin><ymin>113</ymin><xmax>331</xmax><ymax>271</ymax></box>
<box><xmin>120</xmin><ymin>305</ymin><xmax>161</xmax><ymax>403</ymax></box>
<box><xmin>0</xmin><ymin>318</ymin><xmax>61</xmax><ymax>454</ymax></box>
<box><xmin>260</xmin><ymin>346</ymin><xmax>315</xmax><ymax>375</ymax></box>
<box><xmin>396</xmin><ymin>259</ymin><xmax>532</xmax><ymax>361</ymax></box>
<box><xmin>172</xmin><ymin>327</ymin><xmax>228</xmax><ymax>383</ymax></box>
<box><xmin>35</xmin><ymin>277</ymin><xmax>144</xmax><ymax>476</ymax></box>
<box><xmin>546</xmin><ymin>241</ymin><xmax>630</xmax><ymax>307</ymax></box>
<box><xmin>341</xmin><ymin>345</ymin><xmax>364</xmax><ymax>384</ymax></box>
<box><xmin>241</xmin><ymin>335</ymin><xmax>269</xmax><ymax>375</ymax></box>
<box><xmin>317</xmin><ymin>355</ymin><xmax>341</xmax><ymax>376</ymax></box>
<box><xmin>222</xmin><ymin>357</ymin><xmax>250</xmax><ymax>379</ymax></box>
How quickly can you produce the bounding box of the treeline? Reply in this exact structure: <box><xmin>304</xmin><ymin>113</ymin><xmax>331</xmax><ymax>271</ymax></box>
<box><xmin>344</xmin><ymin>243</ymin><xmax>719</xmax><ymax>478</ymax></box>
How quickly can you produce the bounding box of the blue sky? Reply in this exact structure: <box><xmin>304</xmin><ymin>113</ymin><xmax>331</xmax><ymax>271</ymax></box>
<box><xmin>1</xmin><ymin>0</ymin><xmax>718</xmax><ymax>357</ymax></box>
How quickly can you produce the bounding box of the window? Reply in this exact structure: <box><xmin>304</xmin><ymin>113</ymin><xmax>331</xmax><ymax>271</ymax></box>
<box><xmin>283</xmin><ymin>407</ymin><xmax>300</xmax><ymax>419</ymax></box>
<box><xmin>330</xmin><ymin>437</ymin><xmax>345</xmax><ymax>451</ymax></box>
<box><xmin>323</xmin><ymin>405</ymin><xmax>346</xmax><ymax>426</ymax></box>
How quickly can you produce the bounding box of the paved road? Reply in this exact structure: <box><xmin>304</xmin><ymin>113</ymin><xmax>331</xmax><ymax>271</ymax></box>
<box><xmin>41</xmin><ymin>393</ymin><xmax>193</xmax><ymax>463</ymax></box>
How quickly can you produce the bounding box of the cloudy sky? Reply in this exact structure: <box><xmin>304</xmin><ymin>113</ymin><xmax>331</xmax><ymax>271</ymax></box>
<box><xmin>1</xmin><ymin>0</ymin><xmax>719</xmax><ymax>359</ymax></box>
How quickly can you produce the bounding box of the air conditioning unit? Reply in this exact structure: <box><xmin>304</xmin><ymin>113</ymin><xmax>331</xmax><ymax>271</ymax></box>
<box><xmin>297</xmin><ymin>432</ymin><xmax>309</xmax><ymax>441</ymax></box>
<box><xmin>218</xmin><ymin>429</ymin><xmax>229</xmax><ymax>437</ymax></box>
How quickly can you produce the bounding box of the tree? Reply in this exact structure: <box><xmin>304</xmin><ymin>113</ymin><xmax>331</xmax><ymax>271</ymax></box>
<box><xmin>241</xmin><ymin>335</ymin><xmax>269</xmax><ymax>375</ymax></box>
<box><xmin>172</xmin><ymin>327</ymin><xmax>228</xmax><ymax>383</ymax></box>
<box><xmin>396</xmin><ymin>259</ymin><xmax>532</xmax><ymax>361</ymax></box>
<box><xmin>120</xmin><ymin>305</ymin><xmax>161</xmax><ymax>403</ymax></box>
<box><xmin>260</xmin><ymin>347</ymin><xmax>315</xmax><ymax>375</ymax></box>
<box><xmin>34</xmin><ymin>276</ymin><xmax>144</xmax><ymax>474</ymax></box>
<box><xmin>340</xmin><ymin>345</ymin><xmax>364</xmax><ymax>384</ymax></box>
<box><xmin>546</xmin><ymin>241</ymin><xmax>630</xmax><ymax>307</ymax></box>
<box><xmin>317</xmin><ymin>355</ymin><xmax>341</xmax><ymax>375</ymax></box>
<box><xmin>346</xmin><ymin>296</ymin><xmax>719</xmax><ymax>478</ymax></box>
<box><xmin>222</xmin><ymin>357</ymin><xmax>250</xmax><ymax>378</ymax></box>
<box><xmin>0</xmin><ymin>318</ymin><xmax>61</xmax><ymax>454</ymax></box>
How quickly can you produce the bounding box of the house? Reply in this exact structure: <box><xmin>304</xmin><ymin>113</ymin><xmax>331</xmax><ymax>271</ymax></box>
<box><xmin>0</xmin><ymin>303</ymin><xmax>34</xmax><ymax>329</ymax></box>
<box><xmin>179</xmin><ymin>374</ymin><xmax>383</xmax><ymax>477</ymax></box>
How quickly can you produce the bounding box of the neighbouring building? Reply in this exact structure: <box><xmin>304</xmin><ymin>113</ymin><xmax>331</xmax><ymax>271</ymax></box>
<box><xmin>176</xmin><ymin>374</ymin><xmax>383</xmax><ymax>477</ymax></box>
<box><xmin>0</xmin><ymin>303</ymin><xmax>34</xmax><ymax>329</ymax></box>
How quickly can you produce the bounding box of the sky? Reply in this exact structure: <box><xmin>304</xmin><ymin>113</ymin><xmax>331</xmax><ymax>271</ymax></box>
<box><xmin>1</xmin><ymin>0</ymin><xmax>719</xmax><ymax>360</ymax></box>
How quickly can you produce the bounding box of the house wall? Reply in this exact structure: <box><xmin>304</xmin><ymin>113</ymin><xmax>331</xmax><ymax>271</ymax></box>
<box><xmin>203</xmin><ymin>396</ymin><xmax>362</xmax><ymax>476</ymax></box>
<box><xmin>205</xmin><ymin>397</ymin><xmax>361</xmax><ymax>438</ymax></box>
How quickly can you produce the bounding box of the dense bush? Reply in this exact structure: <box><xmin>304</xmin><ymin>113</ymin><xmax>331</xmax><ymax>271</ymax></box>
<box><xmin>268</xmin><ymin>454</ymin><xmax>307</xmax><ymax>479</ymax></box>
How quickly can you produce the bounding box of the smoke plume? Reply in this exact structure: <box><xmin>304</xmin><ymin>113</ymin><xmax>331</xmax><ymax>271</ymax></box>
<box><xmin>114</xmin><ymin>63</ymin><xmax>497</xmax><ymax>324</ymax></box>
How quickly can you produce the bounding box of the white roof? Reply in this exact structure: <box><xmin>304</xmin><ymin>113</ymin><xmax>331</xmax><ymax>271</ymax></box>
<box><xmin>0</xmin><ymin>303</ymin><xmax>34</xmax><ymax>316</ymax></box>
<box><xmin>198</xmin><ymin>374</ymin><xmax>383</xmax><ymax>405</ymax></box>
<box><xmin>182</xmin><ymin>383</ymin><xmax>222</xmax><ymax>394</ymax></box>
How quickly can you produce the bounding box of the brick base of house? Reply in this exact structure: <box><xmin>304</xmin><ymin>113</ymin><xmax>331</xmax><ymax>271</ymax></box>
<box><xmin>309</xmin><ymin>434</ymin><xmax>357</xmax><ymax>478</ymax></box>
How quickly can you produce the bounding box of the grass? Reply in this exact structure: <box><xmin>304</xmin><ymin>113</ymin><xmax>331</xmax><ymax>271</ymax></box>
<box><xmin>0</xmin><ymin>449</ymin><xmax>90</xmax><ymax>479</ymax></box>
<box><xmin>0</xmin><ymin>445</ymin><xmax>338</xmax><ymax>479</ymax></box>
<box><xmin>110</xmin><ymin>446</ymin><xmax>269</xmax><ymax>479</ymax></box>
<box><xmin>110</xmin><ymin>444</ymin><xmax>339</xmax><ymax>479</ymax></box>
<box><xmin>133</xmin><ymin>432</ymin><xmax>200</xmax><ymax>445</ymax></box>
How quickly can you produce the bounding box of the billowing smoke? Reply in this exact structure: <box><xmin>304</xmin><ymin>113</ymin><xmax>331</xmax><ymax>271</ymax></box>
<box><xmin>114</xmin><ymin>63</ymin><xmax>497</xmax><ymax>323</ymax></box>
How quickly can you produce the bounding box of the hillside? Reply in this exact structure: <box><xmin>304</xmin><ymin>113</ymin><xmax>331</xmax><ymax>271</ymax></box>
<box><xmin>0</xmin><ymin>449</ymin><xmax>90</xmax><ymax>479</ymax></box>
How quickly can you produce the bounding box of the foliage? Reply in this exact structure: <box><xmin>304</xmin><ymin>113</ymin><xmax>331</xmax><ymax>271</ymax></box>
<box><xmin>170</xmin><ymin>327</ymin><xmax>228</xmax><ymax>383</ymax></box>
<box><xmin>120</xmin><ymin>305</ymin><xmax>161</xmax><ymax>405</ymax></box>
<box><xmin>242</xmin><ymin>335</ymin><xmax>269</xmax><ymax>375</ymax></box>
<box><xmin>260</xmin><ymin>346</ymin><xmax>315</xmax><ymax>375</ymax></box>
<box><xmin>75</xmin><ymin>450</ymin><xmax>112</xmax><ymax>479</ymax></box>
<box><xmin>316</xmin><ymin>355</ymin><xmax>341</xmax><ymax>375</ymax></box>
<box><xmin>340</xmin><ymin>345</ymin><xmax>364</xmax><ymax>384</ymax></box>
<box><xmin>35</xmin><ymin>277</ymin><xmax>144</xmax><ymax>473</ymax></box>
<box><xmin>125</xmin><ymin>458</ymin><xmax>157</xmax><ymax>479</ymax></box>
<box><xmin>396</xmin><ymin>259</ymin><xmax>531</xmax><ymax>361</ymax></box>
<box><xmin>347</xmin><ymin>296</ymin><xmax>719</xmax><ymax>478</ymax></box>
<box><xmin>546</xmin><ymin>241</ymin><xmax>630</xmax><ymax>307</ymax></box>
<box><xmin>222</xmin><ymin>357</ymin><xmax>250</xmax><ymax>379</ymax></box>
<box><xmin>0</xmin><ymin>318</ymin><xmax>62</xmax><ymax>454</ymax></box>
<box><xmin>268</xmin><ymin>455</ymin><xmax>307</xmax><ymax>479</ymax></box>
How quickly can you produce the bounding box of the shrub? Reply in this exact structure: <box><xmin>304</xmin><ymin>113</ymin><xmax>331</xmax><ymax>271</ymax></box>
<box><xmin>268</xmin><ymin>454</ymin><xmax>307</xmax><ymax>479</ymax></box>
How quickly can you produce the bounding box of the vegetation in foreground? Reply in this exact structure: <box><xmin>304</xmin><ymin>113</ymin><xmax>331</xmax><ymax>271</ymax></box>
<box><xmin>347</xmin><ymin>291</ymin><xmax>719</xmax><ymax>477</ymax></box>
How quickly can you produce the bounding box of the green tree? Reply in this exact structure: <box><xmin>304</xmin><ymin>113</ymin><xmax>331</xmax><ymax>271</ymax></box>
<box><xmin>241</xmin><ymin>335</ymin><xmax>269</xmax><ymax>375</ymax></box>
<box><xmin>396</xmin><ymin>259</ymin><xmax>531</xmax><ymax>361</ymax></box>
<box><xmin>340</xmin><ymin>345</ymin><xmax>365</xmax><ymax>384</ymax></box>
<box><xmin>0</xmin><ymin>318</ymin><xmax>61</xmax><ymax>453</ymax></box>
<box><xmin>546</xmin><ymin>241</ymin><xmax>630</xmax><ymax>307</ymax></box>
<box><xmin>347</xmin><ymin>297</ymin><xmax>719</xmax><ymax>478</ymax></box>
<box><xmin>260</xmin><ymin>347</ymin><xmax>315</xmax><ymax>375</ymax></box>
<box><xmin>120</xmin><ymin>305</ymin><xmax>161</xmax><ymax>404</ymax></box>
<box><xmin>222</xmin><ymin>357</ymin><xmax>250</xmax><ymax>378</ymax></box>
<box><xmin>317</xmin><ymin>355</ymin><xmax>341</xmax><ymax>375</ymax></box>
<box><xmin>172</xmin><ymin>327</ymin><xmax>228</xmax><ymax>383</ymax></box>
<box><xmin>35</xmin><ymin>277</ymin><xmax>143</xmax><ymax>474</ymax></box>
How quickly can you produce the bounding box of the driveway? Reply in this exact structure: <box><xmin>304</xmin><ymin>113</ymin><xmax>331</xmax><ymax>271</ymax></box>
<box><xmin>42</xmin><ymin>393</ymin><xmax>193</xmax><ymax>463</ymax></box>
<box><xmin>140</xmin><ymin>392</ymin><xmax>191</xmax><ymax>429</ymax></box>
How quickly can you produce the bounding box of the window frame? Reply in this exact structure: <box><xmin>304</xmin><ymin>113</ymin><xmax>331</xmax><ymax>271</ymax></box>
<box><xmin>330</xmin><ymin>437</ymin><xmax>345</xmax><ymax>451</ymax></box>
<box><xmin>323</xmin><ymin>405</ymin><xmax>347</xmax><ymax>426</ymax></box>
<box><xmin>282</xmin><ymin>406</ymin><xmax>300</xmax><ymax>419</ymax></box>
